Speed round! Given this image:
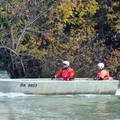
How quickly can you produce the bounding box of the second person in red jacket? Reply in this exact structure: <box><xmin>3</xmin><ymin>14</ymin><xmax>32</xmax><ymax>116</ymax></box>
<box><xmin>55</xmin><ymin>61</ymin><xmax>75</xmax><ymax>81</ymax></box>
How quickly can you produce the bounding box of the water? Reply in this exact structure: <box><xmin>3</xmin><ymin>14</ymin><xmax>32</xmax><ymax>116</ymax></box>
<box><xmin>0</xmin><ymin>93</ymin><xmax>120</xmax><ymax>120</ymax></box>
<box><xmin>0</xmin><ymin>69</ymin><xmax>10</xmax><ymax>78</ymax></box>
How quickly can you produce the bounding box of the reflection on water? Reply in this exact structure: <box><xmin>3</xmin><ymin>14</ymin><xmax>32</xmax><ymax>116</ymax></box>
<box><xmin>0</xmin><ymin>94</ymin><xmax>120</xmax><ymax>120</ymax></box>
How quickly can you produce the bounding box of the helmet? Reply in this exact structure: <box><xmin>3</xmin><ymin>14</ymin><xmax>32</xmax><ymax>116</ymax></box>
<box><xmin>97</xmin><ymin>63</ymin><xmax>104</xmax><ymax>69</ymax></box>
<box><xmin>63</xmin><ymin>61</ymin><xmax>70</xmax><ymax>67</ymax></box>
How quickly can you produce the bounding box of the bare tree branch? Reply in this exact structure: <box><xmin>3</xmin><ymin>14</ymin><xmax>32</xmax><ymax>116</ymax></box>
<box><xmin>15</xmin><ymin>0</ymin><xmax>60</xmax><ymax>51</ymax></box>
<box><xmin>0</xmin><ymin>46</ymin><xmax>26</xmax><ymax>74</ymax></box>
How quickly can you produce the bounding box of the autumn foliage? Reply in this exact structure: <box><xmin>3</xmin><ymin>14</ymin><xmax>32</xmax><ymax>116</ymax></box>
<box><xmin>0</xmin><ymin>0</ymin><xmax>120</xmax><ymax>79</ymax></box>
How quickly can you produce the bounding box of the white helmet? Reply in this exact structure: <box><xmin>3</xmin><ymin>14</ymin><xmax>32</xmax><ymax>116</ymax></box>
<box><xmin>63</xmin><ymin>61</ymin><xmax>70</xmax><ymax>67</ymax></box>
<box><xmin>97</xmin><ymin>63</ymin><xmax>104</xmax><ymax>69</ymax></box>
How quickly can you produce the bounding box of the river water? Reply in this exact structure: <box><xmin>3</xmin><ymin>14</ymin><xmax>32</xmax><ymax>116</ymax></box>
<box><xmin>0</xmin><ymin>93</ymin><xmax>120</xmax><ymax>120</ymax></box>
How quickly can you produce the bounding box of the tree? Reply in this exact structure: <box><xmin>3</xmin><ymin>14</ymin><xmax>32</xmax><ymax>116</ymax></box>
<box><xmin>0</xmin><ymin>0</ymin><xmax>120</xmax><ymax>78</ymax></box>
<box><xmin>0</xmin><ymin>0</ymin><xmax>60</xmax><ymax>77</ymax></box>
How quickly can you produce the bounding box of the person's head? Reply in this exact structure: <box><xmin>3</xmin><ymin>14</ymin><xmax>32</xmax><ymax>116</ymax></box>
<box><xmin>97</xmin><ymin>63</ymin><xmax>104</xmax><ymax>70</ymax></box>
<box><xmin>63</xmin><ymin>61</ymin><xmax>70</xmax><ymax>68</ymax></box>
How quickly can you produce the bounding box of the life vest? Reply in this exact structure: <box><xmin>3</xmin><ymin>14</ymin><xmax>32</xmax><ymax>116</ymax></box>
<box><xmin>96</xmin><ymin>69</ymin><xmax>109</xmax><ymax>80</ymax></box>
<box><xmin>55</xmin><ymin>67</ymin><xmax>75</xmax><ymax>81</ymax></box>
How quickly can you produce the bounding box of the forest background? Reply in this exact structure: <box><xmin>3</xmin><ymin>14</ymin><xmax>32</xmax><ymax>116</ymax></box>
<box><xmin>0</xmin><ymin>0</ymin><xmax>120</xmax><ymax>79</ymax></box>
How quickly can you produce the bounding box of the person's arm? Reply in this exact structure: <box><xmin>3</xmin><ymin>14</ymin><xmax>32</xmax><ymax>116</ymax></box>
<box><xmin>96</xmin><ymin>74</ymin><xmax>100</xmax><ymax>80</ymax></box>
<box><xmin>55</xmin><ymin>69</ymin><xmax>63</xmax><ymax>78</ymax></box>
<box><xmin>96</xmin><ymin>70</ymin><xmax>101</xmax><ymax>80</ymax></box>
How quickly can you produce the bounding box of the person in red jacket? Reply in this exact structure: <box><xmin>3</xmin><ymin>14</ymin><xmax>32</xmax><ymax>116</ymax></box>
<box><xmin>96</xmin><ymin>63</ymin><xmax>109</xmax><ymax>80</ymax></box>
<box><xmin>54</xmin><ymin>61</ymin><xmax>75</xmax><ymax>81</ymax></box>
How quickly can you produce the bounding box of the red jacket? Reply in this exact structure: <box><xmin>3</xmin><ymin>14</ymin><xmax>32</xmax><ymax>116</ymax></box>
<box><xmin>55</xmin><ymin>67</ymin><xmax>75</xmax><ymax>81</ymax></box>
<box><xmin>96</xmin><ymin>69</ymin><xmax>109</xmax><ymax>80</ymax></box>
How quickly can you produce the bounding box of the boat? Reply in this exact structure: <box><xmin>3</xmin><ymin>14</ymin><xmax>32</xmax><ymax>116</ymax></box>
<box><xmin>115</xmin><ymin>89</ymin><xmax>120</xmax><ymax>96</ymax></box>
<box><xmin>0</xmin><ymin>78</ymin><xmax>119</xmax><ymax>95</ymax></box>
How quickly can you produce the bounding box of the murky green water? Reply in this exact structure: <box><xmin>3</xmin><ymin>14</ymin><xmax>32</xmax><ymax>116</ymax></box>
<box><xmin>0</xmin><ymin>93</ymin><xmax>120</xmax><ymax>120</ymax></box>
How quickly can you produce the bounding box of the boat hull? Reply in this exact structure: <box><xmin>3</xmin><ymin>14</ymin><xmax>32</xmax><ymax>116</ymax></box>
<box><xmin>0</xmin><ymin>78</ymin><xmax>119</xmax><ymax>95</ymax></box>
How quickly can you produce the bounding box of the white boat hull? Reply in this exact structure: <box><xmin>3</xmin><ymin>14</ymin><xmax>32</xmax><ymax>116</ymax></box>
<box><xmin>0</xmin><ymin>78</ymin><xmax>119</xmax><ymax>95</ymax></box>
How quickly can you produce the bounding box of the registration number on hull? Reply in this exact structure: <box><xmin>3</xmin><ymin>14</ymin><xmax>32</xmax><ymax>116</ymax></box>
<box><xmin>20</xmin><ymin>83</ymin><xmax>37</xmax><ymax>87</ymax></box>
